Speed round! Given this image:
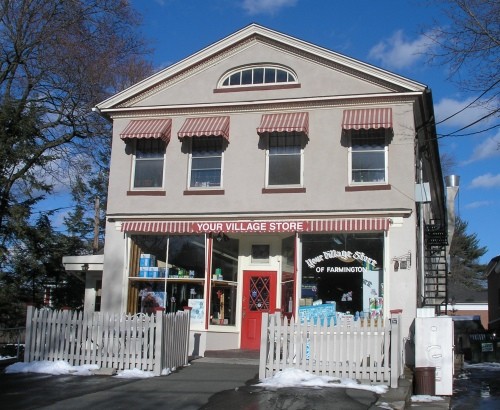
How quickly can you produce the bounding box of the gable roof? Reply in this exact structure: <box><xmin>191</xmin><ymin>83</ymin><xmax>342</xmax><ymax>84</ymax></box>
<box><xmin>95</xmin><ymin>24</ymin><xmax>428</xmax><ymax>113</ymax></box>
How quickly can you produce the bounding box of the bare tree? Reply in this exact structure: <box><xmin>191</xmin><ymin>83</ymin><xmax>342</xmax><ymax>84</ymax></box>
<box><xmin>426</xmin><ymin>1</ymin><xmax>499</xmax><ymax>94</ymax></box>
<box><xmin>0</xmin><ymin>0</ymin><xmax>153</xmax><ymax>256</ymax></box>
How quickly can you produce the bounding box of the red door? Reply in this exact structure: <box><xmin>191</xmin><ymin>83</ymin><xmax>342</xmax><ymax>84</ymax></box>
<box><xmin>241</xmin><ymin>271</ymin><xmax>276</xmax><ymax>350</ymax></box>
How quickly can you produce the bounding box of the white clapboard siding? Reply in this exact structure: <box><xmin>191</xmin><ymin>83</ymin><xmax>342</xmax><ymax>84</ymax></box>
<box><xmin>259</xmin><ymin>312</ymin><xmax>401</xmax><ymax>387</ymax></box>
<box><xmin>24</xmin><ymin>306</ymin><xmax>190</xmax><ymax>375</ymax></box>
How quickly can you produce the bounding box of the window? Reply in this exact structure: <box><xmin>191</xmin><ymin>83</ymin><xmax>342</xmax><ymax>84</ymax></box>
<box><xmin>267</xmin><ymin>134</ymin><xmax>303</xmax><ymax>186</ymax></box>
<box><xmin>190</xmin><ymin>137</ymin><xmax>223</xmax><ymax>188</ymax></box>
<box><xmin>130</xmin><ymin>234</ymin><xmax>206</xmax><ymax>315</ymax></box>
<box><xmin>220</xmin><ymin>65</ymin><xmax>297</xmax><ymax>88</ymax></box>
<box><xmin>301</xmin><ymin>233</ymin><xmax>384</xmax><ymax>317</ymax></box>
<box><xmin>349</xmin><ymin>129</ymin><xmax>387</xmax><ymax>184</ymax></box>
<box><xmin>211</xmin><ymin>236</ymin><xmax>239</xmax><ymax>326</ymax></box>
<box><xmin>133</xmin><ymin>139</ymin><xmax>165</xmax><ymax>188</ymax></box>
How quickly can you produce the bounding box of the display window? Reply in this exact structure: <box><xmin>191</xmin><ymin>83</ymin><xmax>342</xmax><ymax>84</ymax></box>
<box><xmin>300</xmin><ymin>233</ymin><xmax>384</xmax><ymax>319</ymax></box>
<box><xmin>127</xmin><ymin>234</ymin><xmax>206</xmax><ymax>315</ymax></box>
<box><xmin>210</xmin><ymin>236</ymin><xmax>239</xmax><ymax>326</ymax></box>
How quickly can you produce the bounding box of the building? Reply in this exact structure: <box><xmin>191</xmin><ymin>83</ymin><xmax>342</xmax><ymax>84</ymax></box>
<box><xmin>91</xmin><ymin>24</ymin><xmax>447</xmax><ymax>356</ymax></box>
<box><xmin>487</xmin><ymin>255</ymin><xmax>500</xmax><ymax>331</ymax></box>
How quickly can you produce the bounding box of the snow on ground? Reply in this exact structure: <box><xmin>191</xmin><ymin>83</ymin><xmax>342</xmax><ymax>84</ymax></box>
<box><xmin>5</xmin><ymin>361</ymin><xmax>389</xmax><ymax>394</ymax></box>
<box><xmin>5</xmin><ymin>361</ymin><xmax>99</xmax><ymax>376</ymax></box>
<box><xmin>257</xmin><ymin>367</ymin><xmax>389</xmax><ymax>394</ymax></box>
<box><xmin>464</xmin><ymin>361</ymin><xmax>500</xmax><ymax>371</ymax></box>
<box><xmin>4</xmin><ymin>360</ymin><xmax>173</xmax><ymax>379</ymax></box>
<box><xmin>411</xmin><ymin>395</ymin><xmax>445</xmax><ymax>403</ymax></box>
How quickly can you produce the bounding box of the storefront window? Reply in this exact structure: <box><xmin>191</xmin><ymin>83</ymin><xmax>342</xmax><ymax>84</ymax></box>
<box><xmin>129</xmin><ymin>235</ymin><xmax>205</xmax><ymax>315</ymax></box>
<box><xmin>301</xmin><ymin>233</ymin><xmax>384</xmax><ymax>319</ymax></box>
<box><xmin>210</xmin><ymin>236</ymin><xmax>239</xmax><ymax>325</ymax></box>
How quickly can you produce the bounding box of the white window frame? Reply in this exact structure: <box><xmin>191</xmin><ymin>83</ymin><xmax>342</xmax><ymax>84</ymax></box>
<box><xmin>131</xmin><ymin>139</ymin><xmax>166</xmax><ymax>190</ymax></box>
<box><xmin>348</xmin><ymin>130</ymin><xmax>388</xmax><ymax>185</ymax></box>
<box><xmin>219</xmin><ymin>64</ymin><xmax>298</xmax><ymax>88</ymax></box>
<box><xmin>265</xmin><ymin>134</ymin><xmax>304</xmax><ymax>188</ymax></box>
<box><xmin>187</xmin><ymin>137</ymin><xmax>224</xmax><ymax>189</ymax></box>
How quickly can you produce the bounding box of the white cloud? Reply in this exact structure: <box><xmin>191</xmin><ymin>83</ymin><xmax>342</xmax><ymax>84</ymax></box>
<box><xmin>469</xmin><ymin>173</ymin><xmax>500</xmax><ymax>189</ymax></box>
<box><xmin>434</xmin><ymin>97</ymin><xmax>497</xmax><ymax>129</ymax></box>
<box><xmin>242</xmin><ymin>0</ymin><xmax>298</xmax><ymax>15</ymax></box>
<box><xmin>368</xmin><ymin>30</ymin><xmax>435</xmax><ymax>70</ymax></box>
<box><xmin>464</xmin><ymin>132</ymin><xmax>500</xmax><ymax>164</ymax></box>
<box><xmin>464</xmin><ymin>200</ymin><xmax>494</xmax><ymax>209</ymax></box>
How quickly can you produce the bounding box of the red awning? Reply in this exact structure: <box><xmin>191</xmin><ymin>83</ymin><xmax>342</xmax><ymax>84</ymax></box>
<box><xmin>120</xmin><ymin>119</ymin><xmax>172</xmax><ymax>142</ymax></box>
<box><xmin>121</xmin><ymin>218</ymin><xmax>391</xmax><ymax>233</ymax></box>
<box><xmin>257</xmin><ymin>112</ymin><xmax>309</xmax><ymax>136</ymax></box>
<box><xmin>177</xmin><ymin>116</ymin><xmax>230</xmax><ymax>140</ymax></box>
<box><xmin>342</xmin><ymin>108</ymin><xmax>392</xmax><ymax>130</ymax></box>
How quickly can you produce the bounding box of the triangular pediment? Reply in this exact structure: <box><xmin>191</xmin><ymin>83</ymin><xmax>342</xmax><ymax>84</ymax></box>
<box><xmin>96</xmin><ymin>24</ymin><xmax>427</xmax><ymax>113</ymax></box>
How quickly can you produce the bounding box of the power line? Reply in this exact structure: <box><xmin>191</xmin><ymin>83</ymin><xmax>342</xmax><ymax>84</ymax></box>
<box><xmin>435</xmin><ymin>79</ymin><xmax>500</xmax><ymax>126</ymax></box>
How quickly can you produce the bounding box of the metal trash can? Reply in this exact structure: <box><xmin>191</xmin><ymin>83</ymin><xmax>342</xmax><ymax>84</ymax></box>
<box><xmin>414</xmin><ymin>367</ymin><xmax>436</xmax><ymax>396</ymax></box>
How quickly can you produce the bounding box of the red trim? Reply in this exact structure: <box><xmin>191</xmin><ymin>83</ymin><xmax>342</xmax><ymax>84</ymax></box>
<box><xmin>205</xmin><ymin>236</ymin><xmax>213</xmax><ymax>330</ymax></box>
<box><xmin>127</xmin><ymin>190</ymin><xmax>166</xmax><ymax>196</ymax></box>
<box><xmin>262</xmin><ymin>187</ymin><xmax>306</xmax><ymax>194</ymax></box>
<box><xmin>213</xmin><ymin>84</ymin><xmax>300</xmax><ymax>93</ymax></box>
<box><xmin>183</xmin><ymin>189</ymin><xmax>225</xmax><ymax>195</ymax></box>
<box><xmin>345</xmin><ymin>185</ymin><xmax>391</xmax><ymax>192</ymax></box>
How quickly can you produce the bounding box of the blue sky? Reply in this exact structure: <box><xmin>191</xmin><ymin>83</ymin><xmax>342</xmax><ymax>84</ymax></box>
<box><xmin>40</xmin><ymin>0</ymin><xmax>498</xmax><ymax>264</ymax></box>
<box><xmin>127</xmin><ymin>0</ymin><xmax>499</xmax><ymax>263</ymax></box>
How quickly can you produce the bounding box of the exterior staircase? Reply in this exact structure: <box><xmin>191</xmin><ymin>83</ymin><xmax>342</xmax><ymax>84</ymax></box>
<box><xmin>423</xmin><ymin>220</ymin><xmax>448</xmax><ymax>313</ymax></box>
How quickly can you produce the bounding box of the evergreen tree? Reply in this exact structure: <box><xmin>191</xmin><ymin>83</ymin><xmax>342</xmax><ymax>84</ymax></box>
<box><xmin>449</xmin><ymin>216</ymin><xmax>488</xmax><ymax>290</ymax></box>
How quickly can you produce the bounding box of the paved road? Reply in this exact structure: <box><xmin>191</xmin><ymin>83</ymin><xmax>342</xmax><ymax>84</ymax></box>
<box><xmin>1</xmin><ymin>359</ymin><xmax>380</xmax><ymax>410</ymax></box>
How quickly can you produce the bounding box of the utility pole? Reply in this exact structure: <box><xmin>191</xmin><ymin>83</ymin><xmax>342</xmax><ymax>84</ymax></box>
<box><xmin>93</xmin><ymin>197</ymin><xmax>99</xmax><ymax>254</ymax></box>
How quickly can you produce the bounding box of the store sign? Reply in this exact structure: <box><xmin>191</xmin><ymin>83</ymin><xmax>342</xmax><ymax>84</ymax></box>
<box><xmin>305</xmin><ymin>249</ymin><xmax>378</xmax><ymax>273</ymax></box>
<box><xmin>194</xmin><ymin>221</ymin><xmax>307</xmax><ymax>233</ymax></box>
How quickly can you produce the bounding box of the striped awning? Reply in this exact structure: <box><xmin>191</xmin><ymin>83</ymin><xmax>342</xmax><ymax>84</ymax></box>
<box><xmin>342</xmin><ymin>108</ymin><xmax>392</xmax><ymax>130</ymax></box>
<box><xmin>121</xmin><ymin>218</ymin><xmax>390</xmax><ymax>234</ymax></box>
<box><xmin>120</xmin><ymin>119</ymin><xmax>172</xmax><ymax>142</ymax></box>
<box><xmin>177</xmin><ymin>116</ymin><xmax>230</xmax><ymax>140</ymax></box>
<box><xmin>257</xmin><ymin>112</ymin><xmax>309</xmax><ymax>136</ymax></box>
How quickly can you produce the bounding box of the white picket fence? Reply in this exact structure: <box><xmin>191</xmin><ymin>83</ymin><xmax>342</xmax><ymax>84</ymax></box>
<box><xmin>259</xmin><ymin>312</ymin><xmax>402</xmax><ymax>387</ymax></box>
<box><xmin>24</xmin><ymin>306</ymin><xmax>190</xmax><ymax>376</ymax></box>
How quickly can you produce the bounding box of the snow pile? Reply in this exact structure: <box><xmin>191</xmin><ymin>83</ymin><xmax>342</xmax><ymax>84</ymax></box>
<box><xmin>114</xmin><ymin>368</ymin><xmax>156</xmax><ymax>379</ymax></box>
<box><xmin>411</xmin><ymin>395</ymin><xmax>444</xmax><ymax>403</ymax></box>
<box><xmin>5</xmin><ymin>360</ymin><xmax>98</xmax><ymax>376</ymax></box>
<box><xmin>257</xmin><ymin>368</ymin><xmax>388</xmax><ymax>394</ymax></box>
<box><xmin>5</xmin><ymin>360</ymin><xmax>172</xmax><ymax>379</ymax></box>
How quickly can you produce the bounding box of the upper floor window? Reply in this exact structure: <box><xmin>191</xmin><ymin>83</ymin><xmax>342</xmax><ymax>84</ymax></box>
<box><xmin>190</xmin><ymin>137</ymin><xmax>223</xmax><ymax>188</ymax></box>
<box><xmin>342</xmin><ymin>108</ymin><xmax>392</xmax><ymax>186</ymax></box>
<box><xmin>219</xmin><ymin>65</ymin><xmax>297</xmax><ymax>88</ymax></box>
<box><xmin>267</xmin><ymin>134</ymin><xmax>303</xmax><ymax>186</ymax></box>
<box><xmin>349</xmin><ymin>129</ymin><xmax>387</xmax><ymax>184</ymax></box>
<box><xmin>133</xmin><ymin>139</ymin><xmax>166</xmax><ymax>188</ymax></box>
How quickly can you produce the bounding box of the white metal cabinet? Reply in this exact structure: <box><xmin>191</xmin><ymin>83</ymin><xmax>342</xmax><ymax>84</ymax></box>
<box><xmin>415</xmin><ymin>316</ymin><xmax>454</xmax><ymax>395</ymax></box>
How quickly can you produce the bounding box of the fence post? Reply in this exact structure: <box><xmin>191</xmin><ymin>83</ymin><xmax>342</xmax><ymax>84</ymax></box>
<box><xmin>183</xmin><ymin>307</ymin><xmax>191</xmax><ymax>366</ymax></box>
<box><xmin>24</xmin><ymin>305</ymin><xmax>34</xmax><ymax>362</ymax></box>
<box><xmin>259</xmin><ymin>312</ymin><xmax>269</xmax><ymax>380</ymax></box>
<box><xmin>153</xmin><ymin>311</ymin><xmax>163</xmax><ymax>376</ymax></box>
<box><xmin>390</xmin><ymin>310</ymin><xmax>403</xmax><ymax>388</ymax></box>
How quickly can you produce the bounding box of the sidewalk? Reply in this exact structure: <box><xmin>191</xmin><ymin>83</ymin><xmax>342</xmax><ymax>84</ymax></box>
<box><xmin>0</xmin><ymin>355</ymin><xmax>451</xmax><ymax>410</ymax></box>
